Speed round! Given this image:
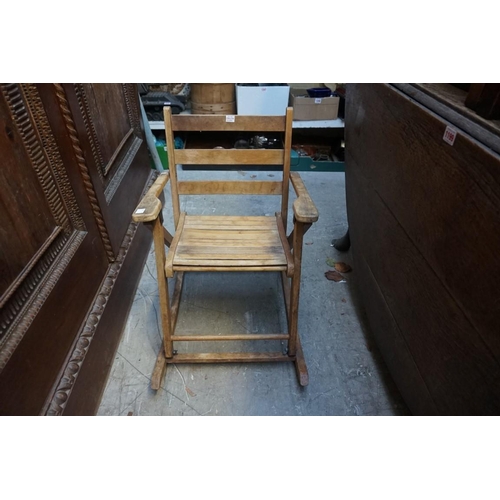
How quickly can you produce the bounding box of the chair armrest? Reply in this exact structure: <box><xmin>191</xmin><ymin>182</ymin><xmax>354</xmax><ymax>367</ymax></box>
<box><xmin>290</xmin><ymin>172</ymin><xmax>319</xmax><ymax>223</ymax></box>
<box><xmin>132</xmin><ymin>172</ymin><xmax>170</xmax><ymax>223</ymax></box>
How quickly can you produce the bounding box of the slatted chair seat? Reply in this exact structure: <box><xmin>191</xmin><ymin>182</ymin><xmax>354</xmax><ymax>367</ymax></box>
<box><xmin>132</xmin><ymin>106</ymin><xmax>318</xmax><ymax>389</ymax></box>
<box><xmin>165</xmin><ymin>214</ymin><xmax>293</xmax><ymax>276</ymax></box>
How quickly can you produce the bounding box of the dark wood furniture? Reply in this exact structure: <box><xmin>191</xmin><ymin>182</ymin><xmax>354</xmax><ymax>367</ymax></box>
<box><xmin>345</xmin><ymin>83</ymin><xmax>500</xmax><ymax>415</ymax></box>
<box><xmin>0</xmin><ymin>84</ymin><xmax>153</xmax><ymax>415</ymax></box>
<box><xmin>132</xmin><ymin>107</ymin><xmax>318</xmax><ymax>389</ymax></box>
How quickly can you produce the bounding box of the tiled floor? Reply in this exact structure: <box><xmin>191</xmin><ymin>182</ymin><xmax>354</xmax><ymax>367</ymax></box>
<box><xmin>98</xmin><ymin>169</ymin><xmax>409</xmax><ymax>416</ymax></box>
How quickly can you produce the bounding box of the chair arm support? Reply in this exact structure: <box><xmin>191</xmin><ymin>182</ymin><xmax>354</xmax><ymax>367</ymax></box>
<box><xmin>132</xmin><ymin>172</ymin><xmax>170</xmax><ymax>223</ymax></box>
<box><xmin>290</xmin><ymin>172</ymin><xmax>319</xmax><ymax>223</ymax></box>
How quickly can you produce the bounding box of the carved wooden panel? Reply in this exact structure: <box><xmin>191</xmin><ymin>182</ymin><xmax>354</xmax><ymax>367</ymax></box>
<box><xmin>0</xmin><ymin>84</ymin><xmax>86</xmax><ymax>372</ymax></box>
<box><xmin>76</xmin><ymin>84</ymin><xmax>142</xmax><ymax>201</ymax></box>
<box><xmin>0</xmin><ymin>83</ymin><xmax>152</xmax><ymax>415</ymax></box>
<box><xmin>66</xmin><ymin>83</ymin><xmax>147</xmax><ymax>256</ymax></box>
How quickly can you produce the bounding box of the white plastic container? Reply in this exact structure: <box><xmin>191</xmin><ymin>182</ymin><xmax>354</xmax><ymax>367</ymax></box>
<box><xmin>236</xmin><ymin>84</ymin><xmax>290</xmax><ymax>115</ymax></box>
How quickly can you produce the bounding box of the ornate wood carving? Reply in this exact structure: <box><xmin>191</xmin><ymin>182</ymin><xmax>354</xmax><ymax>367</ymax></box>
<box><xmin>45</xmin><ymin>173</ymin><xmax>156</xmax><ymax>415</ymax></box>
<box><xmin>53</xmin><ymin>83</ymin><xmax>115</xmax><ymax>261</ymax></box>
<box><xmin>21</xmin><ymin>83</ymin><xmax>86</xmax><ymax>231</ymax></box>
<box><xmin>74</xmin><ymin>83</ymin><xmax>105</xmax><ymax>183</ymax></box>
<box><xmin>2</xmin><ymin>84</ymin><xmax>72</xmax><ymax>232</ymax></box>
<box><xmin>123</xmin><ymin>83</ymin><xmax>141</xmax><ymax>135</ymax></box>
<box><xmin>0</xmin><ymin>231</ymin><xmax>85</xmax><ymax>372</ymax></box>
<box><xmin>0</xmin><ymin>84</ymin><xmax>88</xmax><ymax>372</ymax></box>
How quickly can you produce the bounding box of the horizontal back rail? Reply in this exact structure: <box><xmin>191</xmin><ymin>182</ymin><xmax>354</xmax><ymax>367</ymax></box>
<box><xmin>174</xmin><ymin>149</ymin><xmax>284</xmax><ymax>165</ymax></box>
<box><xmin>171</xmin><ymin>114</ymin><xmax>286</xmax><ymax>132</ymax></box>
<box><xmin>177</xmin><ymin>180</ymin><xmax>282</xmax><ymax>195</ymax></box>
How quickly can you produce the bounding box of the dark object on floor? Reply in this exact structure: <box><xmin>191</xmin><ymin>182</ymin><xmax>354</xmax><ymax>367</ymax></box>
<box><xmin>335</xmin><ymin>262</ymin><xmax>352</xmax><ymax>273</ymax></box>
<box><xmin>141</xmin><ymin>91</ymin><xmax>185</xmax><ymax>120</ymax></box>
<box><xmin>325</xmin><ymin>270</ymin><xmax>346</xmax><ymax>282</ymax></box>
<box><xmin>332</xmin><ymin>229</ymin><xmax>350</xmax><ymax>251</ymax></box>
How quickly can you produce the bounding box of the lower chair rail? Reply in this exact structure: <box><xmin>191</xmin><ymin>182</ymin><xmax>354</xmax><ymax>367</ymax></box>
<box><xmin>165</xmin><ymin>352</ymin><xmax>296</xmax><ymax>364</ymax></box>
<box><xmin>171</xmin><ymin>333</ymin><xmax>289</xmax><ymax>342</ymax></box>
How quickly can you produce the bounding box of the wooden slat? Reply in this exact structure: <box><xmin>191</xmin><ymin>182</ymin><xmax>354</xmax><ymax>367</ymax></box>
<box><xmin>182</xmin><ymin>225</ymin><xmax>277</xmax><ymax>231</ymax></box>
<box><xmin>275</xmin><ymin>212</ymin><xmax>294</xmax><ymax>277</ymax></box>
<box><xmin>165</xmin><ymin>212</ymin><xmax>186</xmax><ymax>278</ymax></box>
<box><xmin>174</xmin><ymin>258</ymin><xmax>286</xmax><ymax>266</ymax></box>
<box><xmin>178</xmin><ymin>239</ymin><xmax>279</xmax><ymax>247</ymax></box>
<box><xmin>171</xmin><ymin>114</ymin><xmax>286</xmax><ymax>132</ymax></box>
<box><xmin>177</xmin><ymin>180</ymin><xmax>282</xmax><ymax>195</ymax></box>
<box><xmin>177</xmin><ymin>246</ymin><xmax>284</xmax><ymax>257</ymax></box>
<box><xmin>181</xmin><ymin>229</ymin><xmax>278</xmax><ymax>240</ymax></box>
<box><xmin>174</xmin><ymin>149</ymin><xmax>284</xmax><ymax>165</ymax></box>
<box><xmin>185</xmin><ymin>215</ymin><xmax>275</xmax><ymax>222</ymax></box>
<box><xmin>165</xmin><ymin>352</ymin><xmax>295</xmax><ymax>363</ymax></box>
<box><xmin>173</xmin><ymin>265</ymin><xmax>287</xmax><ymax>272</ymax></box>
<box><xmin>171</xmin><ymin>333</ymin><xmax>289</xmax><ymax>341</ymax></box>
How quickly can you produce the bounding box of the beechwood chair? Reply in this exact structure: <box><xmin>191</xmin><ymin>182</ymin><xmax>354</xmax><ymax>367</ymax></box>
<box><xmin>132</xmin><ymin>106</ymin><xmax>318</xmax><ymax>389</ymax></box>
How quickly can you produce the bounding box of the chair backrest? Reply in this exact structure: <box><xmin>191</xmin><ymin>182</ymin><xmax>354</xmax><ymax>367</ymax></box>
<box><xmin>163</xmin><ymin>106</ymin><xmax>293</xmax><ymax>230</ymax></box>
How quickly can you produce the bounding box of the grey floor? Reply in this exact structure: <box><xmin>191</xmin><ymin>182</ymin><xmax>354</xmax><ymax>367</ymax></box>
<box><xmin>98</xmin><ymin>169</ymin><xmax>409</xmax><ymax>416</ymax></box>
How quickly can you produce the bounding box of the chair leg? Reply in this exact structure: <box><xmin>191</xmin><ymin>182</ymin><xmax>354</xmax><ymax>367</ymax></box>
<box><xmin>288</xmin><ymin>218</ymin><xmax>304</xmax><ymax>356</ymax></box>
<box><xmin>149</xmin><ymin>271</ymin><xmax>185</xmax><ymax>391</ymax></box>
<box><xmin>151</xmin><ymin>218</ymin><xmax>173</xmax><ymax>358</ymax></box>
<box><xmin>281</xmin><ymin>270</ymin><xmax>309</xmax><ymax>387</ymax></box>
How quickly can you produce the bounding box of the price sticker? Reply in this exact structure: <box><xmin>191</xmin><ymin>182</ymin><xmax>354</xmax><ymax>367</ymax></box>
<box><xmin>443</xmin><ymin>126</ymin><xmax>457</xmax><ymax>146</ymax></box>
<box><xmin>226</xmin><ymin>115</ymin><xmax>235</xmax><ymax>123</ymax></box>
<box><xmin>315</xmin><ymin>98</ymin><xmax>322</xmax><ymax>104</ymax></box>
<box><xmin>135</xmin><ymin>208</ymin><xmax>146</xmax><ymax>214</ymax></box>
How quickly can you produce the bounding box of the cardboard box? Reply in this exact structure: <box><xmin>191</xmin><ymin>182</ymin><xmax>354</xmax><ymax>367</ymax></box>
<box><xmin>290</xmin><ymin>88</ymin><xmax>340</xmax><ymax>121</ymax></box>
<box><xmin>236</xmin><ymin>84</ymin><xmax>290</xmax><ymax>115</ymax></box>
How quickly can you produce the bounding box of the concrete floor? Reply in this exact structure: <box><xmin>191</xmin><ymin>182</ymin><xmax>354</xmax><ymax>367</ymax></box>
<box><xmin>98</xmin><ymin>169</ymin><xmax>409</xmax><ymax>416</ymax></box>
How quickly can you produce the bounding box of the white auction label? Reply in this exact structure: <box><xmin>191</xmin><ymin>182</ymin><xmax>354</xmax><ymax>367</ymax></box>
<box><xmin>135</xmin><ymin>208</ymin><xmax>146</xmax><ymax>214</ymax></box>
<box><xmin>315</xmin><ymin>98</ymin><xmax>322</xmax><ymax>104</ymax></box>
<box><xmin>443</xmin><ymin>126</ymin><xmax>457</xmax><ymax>146</ymax></box>
<box><xmin>226</xmin><ymin>115</ymin><xmax>235</xmax><ymax>122</ymax></box>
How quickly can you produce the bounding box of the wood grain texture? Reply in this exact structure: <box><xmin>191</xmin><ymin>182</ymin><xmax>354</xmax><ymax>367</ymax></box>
<box><xmin>275</xmin><ymin>212</ymin><xmax>294</xmax><ymax>277</ymax></box>
<box><xmin>150</xmin><ymin>271</ymin><xmax>184</xmax><ymax>390</ymax></box>
<box><xmin>397</xmin><ymin>84</ymin><xmax>500</xmax><ymax>155</ymax></box>
<box><xmin>164</xmin><ymin>212</ymin><xmax>187</xmax><ymax>278</ymax></box>
<box><xmin>280</xmin><ymin>270</ymin><xmax>309</xmax><ymax>386</ymax></box>
<box><xmin>132</xmin><ymin>172</ymin><xmax>169</xmax><ymax>222</ymax></box>
<box><xmin>290</xmin><ymin>172</ymin><xmax>319</xmax><ymax>223</ymax></box>
<box><xmin>171</xmin><ymin>114</ymin><xmax>286</xmax><ymax>131</ymax></box>
<box><xmin>174</xmin><ymin>148</ymin><xmax>284</xmax><ymax>165</ymax></box>
<box><xmin>288</xmin><ymin>219</ymin><xmax>305</xmax><ymax>356</ymax></box>
<box><xmin>164</xmin><ymin>106</ymin><xmax>180</xmax><ymax>226</ymax></box>
<box><xmin>346</xmin><ymin>83</ymin><xmax>500</xmax><ymax>415</ymax></box>
<box><xmin>171</xmin><ymin>334</ymin><xmax>289</xmax><ymax>341</ymax></box>
<box><xmin>177</xmin><ymin>180</ymin><xmax>282</xmax><ymax>195</ymax></box>
<box><xmin>169</xmin><ymin>215</ymin><xmax>288</xmax><ymax>273</ymax></box>
<box><xmin>165</xmin><ymin>352</ymin><xmax>295</xmax><ymax>363</ymax></box>
<box><xmin>281</xmin><ymin>107</ymin><xmax>294</xmax><ymax>230</ymax></box>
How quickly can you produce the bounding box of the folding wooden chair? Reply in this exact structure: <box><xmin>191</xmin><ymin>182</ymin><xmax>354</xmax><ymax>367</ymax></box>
<box><xmin>132</xmin><ymin>106</ymin><xmax>318</xmax><ymax>389</ymax></box>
